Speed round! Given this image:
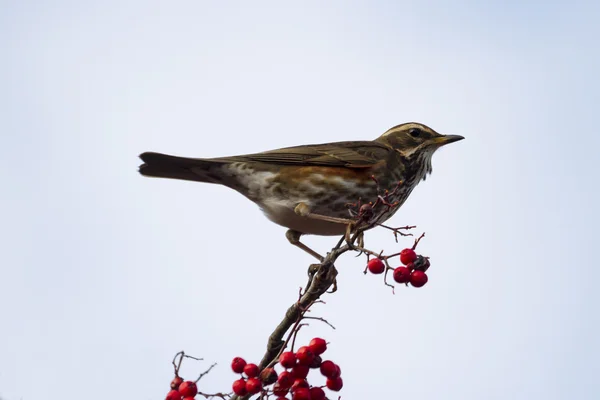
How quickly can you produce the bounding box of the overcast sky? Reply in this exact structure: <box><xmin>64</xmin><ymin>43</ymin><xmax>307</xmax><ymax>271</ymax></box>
<box><xmin>1</xmin><ymin>1</ymin><xmax>599</xmax><ymax>399</ymax></box>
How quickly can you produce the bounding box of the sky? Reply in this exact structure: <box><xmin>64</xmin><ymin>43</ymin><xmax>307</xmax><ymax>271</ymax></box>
<box><xmin>1</xmin><ymin>1</ymin><xmax>599</xmax><ymax>399</ymax></box>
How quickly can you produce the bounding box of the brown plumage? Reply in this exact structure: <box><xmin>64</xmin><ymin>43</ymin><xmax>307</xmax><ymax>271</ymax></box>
<box><xmin>139</xmin><ymin>122</ymin><xmax>463</xmax><ymax>243</ymax></box>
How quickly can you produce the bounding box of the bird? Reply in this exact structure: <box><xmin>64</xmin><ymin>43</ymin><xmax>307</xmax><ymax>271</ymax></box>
<box><xmin>138</xmin><ymin>122</ymin><xmax>464</xmax><ymax>259</ymax></box>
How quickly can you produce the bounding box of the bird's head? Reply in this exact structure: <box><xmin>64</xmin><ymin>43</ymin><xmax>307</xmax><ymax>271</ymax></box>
<box><xmin>376</xmin><ymin>122</ymin><xmax>464</xmax><ymax>179</ymax></box>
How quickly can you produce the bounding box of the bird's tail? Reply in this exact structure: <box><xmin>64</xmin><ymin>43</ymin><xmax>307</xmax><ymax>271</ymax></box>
<box><xmin>138</xmin><ymin>152</ymin><xmax>221</xmax><ymax>183</ymax></box>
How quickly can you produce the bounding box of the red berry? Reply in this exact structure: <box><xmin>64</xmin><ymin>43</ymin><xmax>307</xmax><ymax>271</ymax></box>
<box><xmin>367</xmin><ymin>257</ymin><xmax>385</xmax><ymax>274</ymax></box>
<box><xmin>276</xmin><ymin>397</ymin><xmax>290</xmax><ymax>400</ymax></box>
<box><xmin>231</xmin><ymin>357</ymin><xmax>247</xmax><ymax>373</ymax></box>
<box><xmin>277</xmin><ymin>370</ymin><xmax>294</xmax><ymax>388</ymax></box>
<box><xmin>291</xmin><ymin>364</ymin><xmax>310</xmax><ymax>379</ymax></box>
<box><xmin>310</xmin><ymin>386</ymin><xmax>326</xmax><ymax>400</ymax></box>
<box><xmin>259</xmin><ymin>367</ymin><xmax>278</xmax><ymax>385</ymax></box>
<box><xmin>393</xmin><ymin>266</ymin><xmax>412</xmax><ymax>284</ymax></box>
<box><xmin>178</xmin><ymin>381</ymin><xmax>197</xmax><ymax>398</ymax></box>
<box><xmin>295</xmin><ymin>346</ymin><xmax>315</xmax><ymax>366</ymax></box>
<box><xmin>243</xmin><ymin>363</ymin><xmax>259</xmax><ymax>378</ymax></box>
<box><xmin>182</xmin><ymin>398</ymin><xmax>195</xmax><ymax>400</ymax></box>
<box><xmin>165</xmin><ymin>390</ymin><xmax>182</xmax><ymax>400</ymax></box>
<box><xmin>291</xmin><ymin>378</ymin><xmax>309</xmax><ymax>391</ymax></box>
<box><xmin>232</xmin><ymin>378</ymin><xmax>248</xmax><ymax>396</ymax></box>
<box><xmin>400</xmin><ymin>248</ymin><xmax>417</xmax><ymax>265</ymax></box>
<box><xmin>326</xmin><ymin>376</ymin><xmax>344</xmax><ymax>391</ymax></box>
<box><xmin>292</xmin><ymin>387</ymin><xmax>311</xmax><ymax>400</ymax></box>
<box><xmin>320</xmin><ymin>360</ymin><xmax>340</xmax><ymax>378</ymax></box>
<box><xmin>246</xmin><ymin>377</ymin><xmax>263</xmax><ymax>394</ymax></box>
<box><xmin>279</xmin><ymin>351</ymin><xmax>296</xmax><ymax>368</ymax></box>
<box><xmin>308</xmin><ymin>337</ymin><xmax>327</xmax><ymax>355</ymax></box>
<box><xmin>170</xmin><ymin>376</ymin><xmax>183</xmax><ymax>390</ymax></box>
<box><xmin>273</xmin><ymin>382</ymin><xmax>289</xmax><ymax>396</ymax></box>
<box><xmin>410</xmin><ymin>270</ymin><xmax>428</xmax><ymax>287</ymax></box>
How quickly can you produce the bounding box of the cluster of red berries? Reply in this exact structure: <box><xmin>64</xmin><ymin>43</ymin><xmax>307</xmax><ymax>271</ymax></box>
<box><xmin>231</xmin><ymin>337</ymin><xmax>342</xmax><ymax>399</ymax></box>
<box><xmin>366</xmin><ymin>247</ymin><xmax>430</xmax><ymax>287</ymax></box>
<box><xmin>165</xmin><ymin>376</ymin><xmax>199</xmax><ymax>400</ymax></box>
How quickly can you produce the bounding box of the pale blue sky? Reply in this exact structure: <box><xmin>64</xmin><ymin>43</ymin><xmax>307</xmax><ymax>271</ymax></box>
<box><xmin>1</xmin><ymin>1</ymin><xmax>599</xmax><ymax>399</ymax></box>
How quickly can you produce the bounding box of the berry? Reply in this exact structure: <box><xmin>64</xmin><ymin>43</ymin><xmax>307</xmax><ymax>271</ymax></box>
<box><xmin>231</xmin><ymin>357</ymin><xmax>247</xmax><ymax>373</ymax></box>
<box><xmin>277</xmin><ymin>370</ymin><xmax>294</xmax><ymax>388</ymax></box>
<box><xmin>400</xmin><ymin>248</ymin><xmax>417</xmax><ymax>265</ymax></box>
<box><xmin>232</xmin><ymin>378</ymin><xmax>248</xmax><ymax>396</ymax></box>
<box><xmin>260</xmin><ymin>367</ymin><xmax>278</xmax><ymax>385</ymax></box>
<box><xmin>291</xmin><ymin>378</ymin><xmax>309</xmax><ymax>391</ymax></box>
<box><xmin>170</xmin><ymin>376</ymin><xmax>183</xmax><ymax>390</ymax></box>
<box><xmin>413</xmin><ymin>255</ymin><xmax>431</xmax><ymax>272</ymax></box>
<box><xmin>326</xmin><ymin>376</ymin><xmax>344</xmax><ymax>391</ymax></box>
<box><xmin>367</xmin><ymin>258</ymin><xmax>385</xmax><ymax>274</ymax></box>
<box><xmin>309</xmin><ymin>354</ymin><xmax>322</xmax><ymax>369</ymax></box>
<box><xmin>276</xmin><ymin>397</ymin><xmax>290</xmax><ymax>400</ymax></box>
<box><xmin>178</xmin><ymin>381</ymin><xmax>197</xmax><ymax>398</ymax></box>
<box><xmin>295</xmin><ymin>346</ymin><xmax>315</xmax><ymax>366</ymax></box>
<box><xmin>279</xmin><ymin>351</ymin><xmax>297</xmax><ymax>368</ymax></box>
<box><xmin>393</xmin><ymin>266</ymin><xmax>412</xmax><ymax>284</ymax></box>
<box><xmin>292</xmin><ymin>387</ymin><xmax>311</xmax><ymax>400</ymax></box>
<box><xmin>308</xmin><ymin>337</ymin><xmax>327</xmax><ymax>355</ymax></box>
<box><xmin>246</xmin><ymin>377</ymin><xmax>263</xmax><ymax>394</ymax></box>
<box><xmin>291</xmin><ymin>364</ymin><xmax>310</xmax><ymax>379</ymax></box>
<box><xmin>310</xmin><ymin>386</ymin><xmax>326</xmax><ymax>400</ymax></box>
<box><xmin>243</xmin><ymin>363</ymin><xmax>259</xmax><ymax>378</ymax></box>
<box><xmin>410</xmin><ymin>270</ymin><xmax>428</xmax><ymax>287</ymax></box>
<box><xmin>273</xmin><ymin>382</ymin><xmax>289</xmax><ymax>396</ymax></box>
<box><xmin>165</xmin><ymin>390</ymin><xmax>182</xmax><ymax>400</ymax></box>
<box><xmin>320</xmin><ymin>360</ymin><xmax>340</xmax><ymax>378</ymax></box>
<box><xmin>182</xmin><ymin>398</ymin><xmax>195</xmax><ymax>400</ymax></box>
<box><xmin>359</xmin><ymin>203</ymin><xmax>373</xmax><ymax>217</ymax></box>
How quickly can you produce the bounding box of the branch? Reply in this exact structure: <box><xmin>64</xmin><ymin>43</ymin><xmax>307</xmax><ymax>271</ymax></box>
<box><xmin>230</xmin><ymin>238</ymin><xmax>351</xmax><ymax>400</ymax></box>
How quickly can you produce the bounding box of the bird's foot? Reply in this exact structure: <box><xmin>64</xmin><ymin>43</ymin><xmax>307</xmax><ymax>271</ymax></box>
<box><xmin>306</xmin><ymin>262</ymin><xmax>338</xmax><ymax>294</ymax></box>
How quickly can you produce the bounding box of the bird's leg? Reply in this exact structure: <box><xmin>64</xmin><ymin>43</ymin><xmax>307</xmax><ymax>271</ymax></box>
<box><xmin>348</xmin><ymin>230</ymin><xmax>367</xmax><ymax>257</ymax></box>
<box><xmin>295</xmin><ymin>202</ymin><xmax>357</xmax><ymax>244</ymax></box>
<box><xmin>344</xmin><ymin>223</ymin><xmax>353</xmax><ymax>243</ymax></box>
<box><xmin>294</xmin><ymin>203</ymin><xmax>356</xmax><ymax>226</ymax></box>
<box><xmin>357</xmin><ymin>231</ymin><xmax>365</xmax><ymax>248</ymax></box>
<box><xmin>295</xmin><ymin>202</ymin><xmax>358</xmax><ymax>246</ymax></box>
<box><xmin>286</xmin><ymin>229</ymin><xmax>324</xmax><ymax>261</ymax></box>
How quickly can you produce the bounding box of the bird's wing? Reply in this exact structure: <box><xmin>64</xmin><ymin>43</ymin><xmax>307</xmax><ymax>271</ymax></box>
<box><xmin>211</xmin><ymin>141</ymin><xmax>392</xmax><ymax>168</ymax></box>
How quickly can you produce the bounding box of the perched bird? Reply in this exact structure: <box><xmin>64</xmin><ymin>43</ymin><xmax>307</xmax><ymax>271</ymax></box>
<box><xmin>139</xmin><ymin>122</ymin><xmax>463</xmax><ymax>259</ymax></box>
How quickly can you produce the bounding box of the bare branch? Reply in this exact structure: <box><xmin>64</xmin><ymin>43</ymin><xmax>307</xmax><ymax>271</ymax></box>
<box><xmin>195</xmin><ymin>363</ymin><xmax>217</xmax><ymax>383</ymax></box>
<box><xmin>230</xmin><ymin>238</ymin><xmax>350</xmax><ymax>400</ymax></box>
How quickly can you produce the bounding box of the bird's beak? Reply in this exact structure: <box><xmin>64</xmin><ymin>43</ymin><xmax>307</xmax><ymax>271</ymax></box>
<box><xmin>433</xmin><ymin>134</ymin><xmax>465</xmax><ymax>146</ymax></box>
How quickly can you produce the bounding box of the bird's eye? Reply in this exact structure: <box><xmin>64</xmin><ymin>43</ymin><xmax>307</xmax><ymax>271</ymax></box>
<box><xmin>408</xmin><ymin>128</ymin><xmax>422</xmax><ymax>138</ymax></box>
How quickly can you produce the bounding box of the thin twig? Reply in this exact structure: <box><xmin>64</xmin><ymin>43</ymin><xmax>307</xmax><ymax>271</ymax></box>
<box><xmin>197</xmin><ymin>391</ymin><xmax>231</xmax><ymax>399</ymax></box>
<box><xmin>195</xmin><ymin>363</ymin><xmax>217</xmax><ymax>383</ymax></box>
<box><xmin>172</xmin><ymin>351</ymin><xmax>184</xmax><ymax>376</ymax></box>
<box><xmin>412</xmin><ymin>232</ymin><xmax>426</xmax><ymax>249</ymax></box>
<box><xmin>302</xmin><ymin>316</ymin><xmax>336</xmax><ymax>330</ymax></box>
<box><xmin>382</xmin><ymin>258</ymin><xmax>396</xmax><ymax>294</ymax></box>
